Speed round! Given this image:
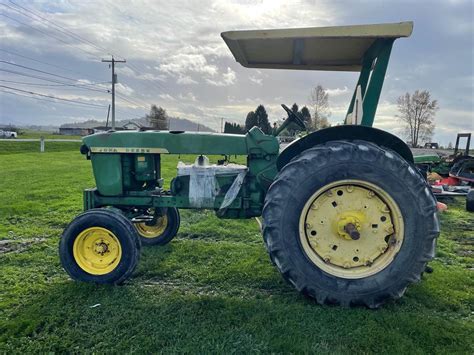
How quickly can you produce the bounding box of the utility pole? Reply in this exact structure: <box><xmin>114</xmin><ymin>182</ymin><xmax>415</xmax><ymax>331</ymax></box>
<box><xmin>102</xmin><ymin>56</ymin><xmax>126</xmax><ymax>130</ymax></box>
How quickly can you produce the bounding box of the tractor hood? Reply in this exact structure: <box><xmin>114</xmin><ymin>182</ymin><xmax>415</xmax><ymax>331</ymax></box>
<box><xmin>82</xmin><ymin>128</ymin><xmax>279</xmax><ymax>156</ymax></box>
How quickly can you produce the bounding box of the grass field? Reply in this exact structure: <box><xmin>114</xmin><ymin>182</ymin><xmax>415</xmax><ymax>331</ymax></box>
<box><xmin>16</xmin><ymin>129</ymin><xmax>82</xmax><ymax>140</ymax></box>
<box><xmin>0</xmin><ymin>142</ymin><xmax>473</xmax><ymax>353</ymax></box>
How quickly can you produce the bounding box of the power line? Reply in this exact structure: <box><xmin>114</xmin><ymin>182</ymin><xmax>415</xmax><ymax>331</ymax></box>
<box><xmin>115</xmin><ymin>92</ymin><xmax>149</xmax><ymax>109</ymax></box>
<box><xmin>5</xmin><ymin>1</ymin><xmax>167</xmax><ymax>95</ymax></box>
<box><xmin>0</xmin><ymin>48</ymin><xmax>98</xmax><ymax>81</ymax></box>
<box><xmin>0</xmin><ymin>69</ymin><xmax>108</xmax><ymax>94</ymax></box>
<box><xmin>0</xmin><ymin>85</ymin><xmax>106</xmax><ymax>108</ymax></box>
<box><xmin>0</xmin><ymin>79</ymin><xmax>109</xmax><ymax>88</ymax></box>
<box><xmin>0</xmin><ymin>60</ymin><xmax>95</xmax><ymax>83</ymax></box>
<box><xmin>0</xmin><ymin>88</ymin><xmax>102</xmax><ymax>109</ymax></box>
<box><xmin>8</xmin><ymin>0</ymin><xmax>114</xmax><ymax>57</ymax></box>
<box><xmin>3</xmin><ymin>1</ymin><xmax>167</xmax><ymax>108</ymax></box>
<box><xmin>0</xmin><ymin>12</ymin><xmax>99</xmax><ymax>59</ymax></box>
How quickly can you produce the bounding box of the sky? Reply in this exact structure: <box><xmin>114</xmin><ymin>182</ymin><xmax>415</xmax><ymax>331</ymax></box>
<box><xmin>0</xmin><ymin>0</ymin><xmax>472</xmax><ymax>145</ymax></box>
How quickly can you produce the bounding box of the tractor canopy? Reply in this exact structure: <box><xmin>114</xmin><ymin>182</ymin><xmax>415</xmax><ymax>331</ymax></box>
<box><xmin>222</xmin><ymin>22</ymin><xmax>413</xmax><ymax>126</ymax></box>
<box><xmin>221</xmin><ymin>22</ymin><xmax>412</xmax><ymax>71</ymax></box>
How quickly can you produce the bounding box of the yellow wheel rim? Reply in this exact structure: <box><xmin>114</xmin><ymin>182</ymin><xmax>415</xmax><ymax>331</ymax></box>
<box><xmin>73</xmin><ymin>227</ymin><xmax>122</xmax><ymax>275</ymax></box>
<box><xmin>136</xmin><ymin>215</ymin><xmax>168</xmax><ymax>239</ymax></box>
<box><xmin>299</xmin><ymin>179</ymin><xmax>404</xmax><ymax>279</ymax></box>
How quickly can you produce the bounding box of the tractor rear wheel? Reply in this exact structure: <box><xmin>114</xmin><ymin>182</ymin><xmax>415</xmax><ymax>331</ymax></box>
<box><xmin>59</xmin><ymin>208</ymin><xmax>141</xmax><ymax>284</ymax></box>
<box><xmin>135</xmin><ymin>208</ymin><xmax>180</xmax><ymax>246</ymax></box>
<box><xmin>262</xmin><ymin>140</ymin><xmax>439</xmax><ymax>308</ymax></box>
<box><xmin>467</xmin><ymin>190</ymin><xmax>474</xmax><ymax>212</ymax></box>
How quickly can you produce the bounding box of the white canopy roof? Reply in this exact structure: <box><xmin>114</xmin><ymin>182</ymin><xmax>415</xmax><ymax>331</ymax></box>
<box><xmin>221</xmin><ymin>22</ymin><xmax>413</xmax><ymax>72</ymax></box>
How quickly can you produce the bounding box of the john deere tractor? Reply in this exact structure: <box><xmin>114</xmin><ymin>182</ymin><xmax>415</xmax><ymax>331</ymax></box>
<box><xmin>60</xmin><ymin>22</ymin><xmax>439</xmax><ymax>308</ymax></box>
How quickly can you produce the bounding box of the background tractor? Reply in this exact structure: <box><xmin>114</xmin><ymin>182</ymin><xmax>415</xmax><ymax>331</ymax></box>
<box><xmin>60</xmin><ymin>22</ymin><xmax>439</xmax><ymax>308</ymax></box>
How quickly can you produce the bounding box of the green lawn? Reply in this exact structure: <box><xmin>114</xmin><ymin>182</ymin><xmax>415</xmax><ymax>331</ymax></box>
<box><xmin>17</xmin><ymin>129</ymin><xmax>82</xmax><ymax>140</ymax></box>
<box><xmin>0</xmin><ymin>143</ymin><xmax>473</xmax><ymax>353</ymax></box>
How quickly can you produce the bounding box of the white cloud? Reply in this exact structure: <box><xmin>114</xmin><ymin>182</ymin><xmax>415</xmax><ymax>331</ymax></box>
<box><xmin>178</xmin><ymin>92</ymin><xmax>197</xmax><ymax>102</ymax></box>
<box><xmin>206</xmin><ymin>67</ymin><xmax>236</xmax><ymax>87</ymax></box>
<box><xmin>326</xmin><ymin>86</ymin><xmax>350</xmax><ymax>97</ymax></box>
<box><xmin>159</xmin><ymin>53</ymin><xmax>218</xmax><ymax>77</ymax></box>
<box><xmin>158</xmin><ymin>94</ymin><xmax>175</xmax><ymax>101</ymax></box>
<box><xmin>176</xmin><ymin>76</ymin><xmax>198</xmax><ymax>85</ymax></box>
<box><xmin>249</xmin><ymin>76</ymin><xmax>263</xmax><ymax>85</ymax></box>
<box><xmin>115</xmin><ymin>83</ymin><xmax>134</xmax><ymax>96</ymax></box>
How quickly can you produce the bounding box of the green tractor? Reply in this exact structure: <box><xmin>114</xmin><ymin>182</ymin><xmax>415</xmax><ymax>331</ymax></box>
<box><xmin>60</xmin><ymin>22</ymin><xmax>439</xmax><ymax>308</ymax></box>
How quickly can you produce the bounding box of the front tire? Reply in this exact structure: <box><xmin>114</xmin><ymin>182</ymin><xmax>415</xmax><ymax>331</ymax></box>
<box><xmin>59</xmin><ymin>208</ymin><xmax>141</xmax><ymax>284</ymax></box>
<box><xmin>262</xmin><ymin>140</ymin><xmax>439</xmax><ymax>308</ymax></box>
<box><xmin>135</xmin><ymin>208</ymin><xmax>180</xmax><ymax>246</ymax></box>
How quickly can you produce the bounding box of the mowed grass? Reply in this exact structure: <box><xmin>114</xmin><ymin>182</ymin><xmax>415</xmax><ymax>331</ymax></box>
<box><xmin>0</xmin><ymin>142</ymin><xmax>473</xmax><ymax>353</ymax></box>
<box><xmin>17</xmin><ymin>129</ymin><xmax>82</xmax><ymax>140</ymax></box>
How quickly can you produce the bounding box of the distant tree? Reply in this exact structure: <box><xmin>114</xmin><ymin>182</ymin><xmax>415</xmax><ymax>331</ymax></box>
<box><xmin>254</xmin><ymin>104</ymin><xmax>271</xmax><ymax>134</ymax></box>
<box><xmin>245</xmin><ymin>111</ymin><xmax>258</xmax><ymax>132</ymax></box>
<box><xmin>224</xmin><ymin>121</ymin><xmax>245</xmax><ymax>134</ymax></box>
<box><xmin>300</xmin><ymin>106</ymin><xmax>312</xmax><ymax>127</ymax></box>
<box><xmin>310</xmin><ymin>85</ymin><xmax>331</xmax><ymax>130</ymax></box>
<box><xmin>397</xmin><ymin>90</ymin><xmax>438</xmax><ymax>148</ymax></box>
<box><xmin>291</xmin><ymin>103</ymin><xmax>299</xmax><ymax>113</ymax></box>
<box><xmin>447</xmin><ymin>142</ymin><xmax>453</xmax><ymax>150</ymax></box>
<box><xmin>147</xmin><ymin>105</ymin><xmax>168</xmax><ymax>130</ymax></box>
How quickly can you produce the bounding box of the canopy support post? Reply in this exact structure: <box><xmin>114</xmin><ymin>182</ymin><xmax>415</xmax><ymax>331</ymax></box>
<box><xmin>361</xmin><ymin>40</ymin><xmax>394</xmax><ymax>127</ymax></box>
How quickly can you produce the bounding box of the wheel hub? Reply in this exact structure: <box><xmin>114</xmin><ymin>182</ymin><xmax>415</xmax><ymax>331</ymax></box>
<box><xmin>73</xmin><ymin>227</ymin><xmax>122</xmax><ymax>275</ymax></box>
<box><xmin>299</xmin><ymin>180</ymin><xmax>404</xmax><ymax>279</ymax></box>
<box><xmin>336</xmin><ymin>215</ymin><xmax>362</xmax><ymax>240</ymax></box>
<box><xmin>136</xmin><ymin>214</ymin><xmax>168</xmax><ymax>239</ymax></box>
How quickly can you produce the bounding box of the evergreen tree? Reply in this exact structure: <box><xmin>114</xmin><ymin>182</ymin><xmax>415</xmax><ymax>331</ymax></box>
<box><xmin>300</xmin><ymin>106</ymin><xmax>312</xmax><ymax>127</ymax></box>
<box><xmin>291</xmin><ymin>103</ymin><xmax>299</xmax><ymax>113</ymax></box>
<box><xmin>254</xmin><ymin>105</ymin><xmax>271</xmax><ymax>134</ymax></box>
<box><xmin>245</xmin><ymin>111</ymin><xmax>257</xmax><ymax>132</ymax></box>
<box><xmin>147</xmin><ymin>105</ymin><xmax>168</xmax><ymax>130</ymax></box>
<box><xmin>224</xmin><ymin>122</ymin><xmax>245</xmax><ymax>134</ymax></box>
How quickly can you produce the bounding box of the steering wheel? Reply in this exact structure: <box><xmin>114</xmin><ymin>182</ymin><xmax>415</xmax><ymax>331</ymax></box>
<box><xmin>281</xmin><ymin>104</ymin><xmax>307</xmax><ymax>130</ymax></box>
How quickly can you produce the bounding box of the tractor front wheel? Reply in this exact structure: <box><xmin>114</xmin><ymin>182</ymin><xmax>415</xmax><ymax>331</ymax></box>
<box><xmin>135</xmin><ymin>207</ymin><xmax>180</xmax><ymax>246</ymax></box>
<box><xmin>262</xmin><ymin>140</ymin><xmax>439</xmax><ymax>308</ymax></box>
<box><xmin>59</xmin><ymin>208</ymin><xmax>141</xmax><ymax>284</ymax></box>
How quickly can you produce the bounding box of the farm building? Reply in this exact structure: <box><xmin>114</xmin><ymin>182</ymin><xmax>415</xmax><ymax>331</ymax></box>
<box><xmin>59</xmin><ymin>127</ymin><xmax>93</xmax><ymax>136</ymax></box>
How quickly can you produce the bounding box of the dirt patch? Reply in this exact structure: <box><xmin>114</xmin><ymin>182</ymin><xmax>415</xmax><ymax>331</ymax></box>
<box><xmin>0</xmin><ymin>238</ymin><xmax>46</xmax><ymax>254</ymax></box>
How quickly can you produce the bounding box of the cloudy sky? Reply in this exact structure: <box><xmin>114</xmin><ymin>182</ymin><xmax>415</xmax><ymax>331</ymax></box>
<box><xmin>0</xmin><ymin>0</ymin><xmax>472</xmax><ymax>144</ymax></box>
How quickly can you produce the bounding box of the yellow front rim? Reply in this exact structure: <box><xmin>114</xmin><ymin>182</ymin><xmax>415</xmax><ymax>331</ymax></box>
<box><xmin>73</xmin><ymin>227</ymin><xmax>122</xmax><ymax>275</ymax></box>
<box><xmin>299</xmin><ymin>179</ymin><xmax>404</xmax><ymax>279</ymax></box>
<box><xmin>136</xmin><ymin>215</ymin><xmax>168</xmax><ymax>239</ymax></box>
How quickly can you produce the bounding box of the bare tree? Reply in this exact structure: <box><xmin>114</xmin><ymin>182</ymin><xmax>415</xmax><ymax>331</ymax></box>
<box><xmin>397</xmin><ymin>90</ymin><xmax>438</xmax><ymax>147</ymax></box>
<box><xmin>309</xmin><ymin>85</ymin><xmax>331</xmax><ymax>130</ymax></box>
<box><xmin>147</xmin><ymin>105</ymin><xmax>168</xmax><ymax>130</ymax></box>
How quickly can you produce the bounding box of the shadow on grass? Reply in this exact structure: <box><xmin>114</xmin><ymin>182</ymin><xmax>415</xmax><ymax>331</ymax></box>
<box><xmin>1</xmin><ymin>258</ymin><xmax>473</xmax><ymax>353</ymax></box>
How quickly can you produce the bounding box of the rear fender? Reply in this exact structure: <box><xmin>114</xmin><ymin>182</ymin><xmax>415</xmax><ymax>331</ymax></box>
<box><xmin>277</xmin><ymin>125</ymin><xmax>413</xmax><ymax>171</ymax></box>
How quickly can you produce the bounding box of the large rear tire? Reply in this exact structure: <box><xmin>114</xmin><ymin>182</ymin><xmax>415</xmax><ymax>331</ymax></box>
<box><xmin>60</xmin><ymin>208</ymin><xmax>141</xmax><ymax>284</ymax></box>
<box><xmin>467</xmin><ymin>190</ymin><xmax>474</xmax><ymax>212</ymax></box>
<box><xmin>262</xmin><ymin>140</ymin><xmax>439</xmax><ymax>308</ymax></box>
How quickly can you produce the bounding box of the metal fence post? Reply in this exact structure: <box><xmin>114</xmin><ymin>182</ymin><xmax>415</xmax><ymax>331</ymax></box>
<box><xmin>40</xmin><ymin>136</ymin><xmax>45</xmax><ymax>153</ymax></box>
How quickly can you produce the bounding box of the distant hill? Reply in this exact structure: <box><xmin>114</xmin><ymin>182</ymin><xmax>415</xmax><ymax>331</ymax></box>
<box><xmin>59</xmin><ymin>116</ymin><xmax>215</xmax><ymax>132</ymax></box>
